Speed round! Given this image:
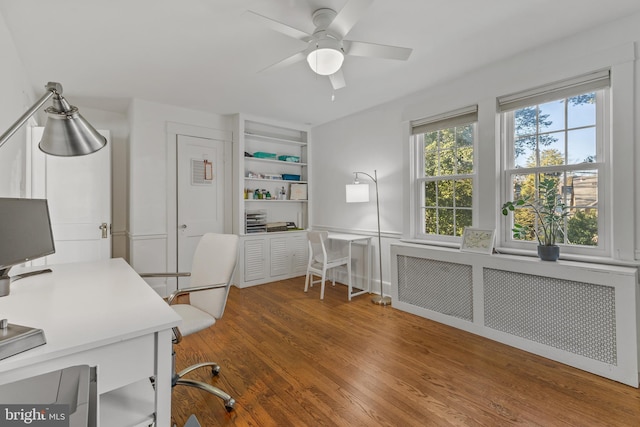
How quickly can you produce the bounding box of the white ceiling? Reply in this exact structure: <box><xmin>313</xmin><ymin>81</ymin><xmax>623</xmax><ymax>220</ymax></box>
<box><xmin>1</xmin><ymin>0</ymin><xmax>639</xmax><ymax>126</ymax></box>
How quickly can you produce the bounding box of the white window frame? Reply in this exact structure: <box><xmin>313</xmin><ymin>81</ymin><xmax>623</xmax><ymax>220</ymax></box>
<box><xmin>410</xmin><ymin>106</ymin><xmax>478</xmax><ymax>244</ymax></box>
<box><xmin>499</xmin><ymin>72</ymin><xmax>610</xmax><ymax>257</ymax></box>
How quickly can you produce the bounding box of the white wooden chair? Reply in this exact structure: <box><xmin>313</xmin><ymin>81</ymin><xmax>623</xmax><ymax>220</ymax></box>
<box><xmin>304</xmin><ymin>231</ymin><xmax>351</xmax><ymax>300</ymax></box>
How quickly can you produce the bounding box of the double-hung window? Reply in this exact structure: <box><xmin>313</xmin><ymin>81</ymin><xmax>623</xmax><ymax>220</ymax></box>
<box><xmin>411</xmin><ymin>106</ymin><xmax>477</xmax><ymax>241</ymax></box>
<box><xmin>499</xmin><ymin>70</ymin><xmax>610</xmax><ymax>254</ymax></box>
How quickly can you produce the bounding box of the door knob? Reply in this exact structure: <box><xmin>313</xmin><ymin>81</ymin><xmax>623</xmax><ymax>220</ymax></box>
<box><xmin>99</xmin><ymin>223</ymin><xmax>108</xmax><ymax>238</ymax></box>
<box><xmin>180</xmin><ymin>224</ymin><xmax>188</xmax><ymax>229</ymax></box>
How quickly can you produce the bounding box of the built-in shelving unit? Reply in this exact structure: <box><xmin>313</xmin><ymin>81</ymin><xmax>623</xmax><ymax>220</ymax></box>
<box><xmin>233</xmin><ymin>114</ymin><xmax>311</xmax><ymax>287</ymax></box>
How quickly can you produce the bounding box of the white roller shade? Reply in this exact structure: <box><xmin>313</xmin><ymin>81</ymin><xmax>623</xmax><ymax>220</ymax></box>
<box><xmin>498</xmin><ymin>69</ymin><xmax>610</xmax><ymax>112</ymax></box>
<box><xmin>411</xmin><ymin>105</ymin><xmax>478</xmax><ymax>135</ymax></box>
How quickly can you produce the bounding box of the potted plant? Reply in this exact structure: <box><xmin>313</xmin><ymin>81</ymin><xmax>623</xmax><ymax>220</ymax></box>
<box><xmin>501</xmin><ymin>178</ymin><xmax>570</xmax><ymax>261</ymax></box>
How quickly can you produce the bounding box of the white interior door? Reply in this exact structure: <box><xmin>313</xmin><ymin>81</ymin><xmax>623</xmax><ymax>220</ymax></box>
<box><xmin>30</xmin><ymin>127</ymin><xmax>111</xmax><ymax>265</ymax></box>
<box><xmin>177</xmin><ymin>135</ymin><xmax>225</xmax><ymax>286</ymax></box>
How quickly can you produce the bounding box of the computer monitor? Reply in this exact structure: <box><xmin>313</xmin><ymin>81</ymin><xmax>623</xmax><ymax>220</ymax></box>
<box><xmin>0</xmin><ymin>197</ymin><xmax>56</xmax><ymax>278</ymax></box>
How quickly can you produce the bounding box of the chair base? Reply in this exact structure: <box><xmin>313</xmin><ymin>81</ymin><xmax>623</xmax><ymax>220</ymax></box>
<box><xmin>172</xmin><ymin>350</ymin><xmax>235</xmax><ymax>412</ymax></box>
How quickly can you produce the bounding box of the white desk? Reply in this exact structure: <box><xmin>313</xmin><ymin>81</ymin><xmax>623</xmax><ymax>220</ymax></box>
<box><xmin>0</xmin><ymin>258</ymin><xmax>181</xmax><ymax>426</ymax></box>
<box><xmin>327</xmin><ymin>233</ymin><xmax>372</xmax><ymax>299</ymax></box>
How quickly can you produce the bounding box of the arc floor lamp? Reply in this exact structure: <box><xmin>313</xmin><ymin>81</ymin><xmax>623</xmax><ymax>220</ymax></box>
<box><xmin>0</xmin><ymin>81</ymin><xmax>106</xmax><ymax>155</ymax></box>
<box><xmin>345</xmin><ymin>170</ymin><xmax>391</xmax><ymax>306</ymax></box>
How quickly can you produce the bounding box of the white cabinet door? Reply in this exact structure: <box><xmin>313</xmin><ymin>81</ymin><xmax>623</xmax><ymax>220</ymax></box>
<box><xmin>270</xmin><ymin>237</ymin><xmax>289</xmax><ymax>277</ymax></box>
<box><xmin>270</xmin><ymin>234</ymin><xmax>308</xmax><ymax>278</ymax></box>
<box><xmin>30</xmin><ymin>127</ymin><xmax>111</xmax><ymax>265</ymax></box>
<box><xmin>243</xmin><ymin>238</ymin><xmax>266</xmax><ymax>282</ymax></box>
<box><xmin>291</xmin><ymin>234</ymin><xmax>309</xmax><ymax>276</ymax></box>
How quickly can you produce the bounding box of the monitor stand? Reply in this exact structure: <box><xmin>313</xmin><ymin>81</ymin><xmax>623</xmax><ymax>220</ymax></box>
<box><xmin>0</xmin><ymin>275</ymin><xmax>8</xmax><ymax>297</ymax></box>
<box><xmin>0</xmin><ymin>319</ymin><xmax>46</xmax><ymax>360</ymax></box>
<box><xmin>0</xmin><ymin>267</ymin><xmax>53</xmax><ymax>297</ymax></box>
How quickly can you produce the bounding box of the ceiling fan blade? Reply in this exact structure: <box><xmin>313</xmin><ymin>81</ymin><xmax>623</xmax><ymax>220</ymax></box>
<box><xmin>245</xmin><ymin>10</ymin><xmax>312</xmax><ymax>42</ymax></box>
<box><xmin>328</xmin><ymin>0</ymin><xmax>373</xmax><ymax>38</ymax></box>
<box><xmin>343</xmin><ymin>40</ymin><xmax>412</xmax><ymax>61</ymax></box>
<box><xmin>260</xmin><ymin>51</ymin><xmax>307</xmax><ymax>73</ymax></box>
<box><xmin>329</xmin><ymin>69</ymin><xmax>346</xmax><ymax>90</ymax></box>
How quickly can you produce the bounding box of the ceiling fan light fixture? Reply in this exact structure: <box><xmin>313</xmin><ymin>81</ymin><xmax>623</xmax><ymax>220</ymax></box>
<box><xmin>306</xmin><ymin>38</ymin><xmax>344</xmax><ymax>76</ymax></box>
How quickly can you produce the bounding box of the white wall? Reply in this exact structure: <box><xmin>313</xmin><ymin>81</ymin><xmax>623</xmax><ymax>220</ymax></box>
<box><xmin>311</xmin><ymin>11</ymin><xmax>640</xmax><ymax>291</ymax></box>
<box><xmin>126</xmin><ymin>98</ymin><xmax>232</xmax><ymax>293</ymax></box>
<box><xmin>0</xmin><ymin>11</ymin><xmax>35</xmax><ymax>197</ymax></box>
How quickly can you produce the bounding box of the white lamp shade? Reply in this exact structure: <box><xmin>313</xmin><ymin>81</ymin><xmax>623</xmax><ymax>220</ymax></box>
<box><xmin>307</xmin><ymin>47</ymin><xmax>344</xmax><ymax>76</ymax></box>
<box><xmin>346</xmin><ymin>183</ymin><xmax>370</xmax><ymax>203</ymax></box>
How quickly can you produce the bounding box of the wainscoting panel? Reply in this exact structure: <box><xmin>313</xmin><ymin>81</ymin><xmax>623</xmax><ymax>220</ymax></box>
<box><xmin>391</xmin><ymin>242</ymin><xmax>639</xmax><ymax>387</ymax></box>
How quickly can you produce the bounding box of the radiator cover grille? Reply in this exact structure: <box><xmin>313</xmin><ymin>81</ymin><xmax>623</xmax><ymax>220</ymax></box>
<box><xmin>483</xmin><ymin>268</ymin><xmax>617</xmax><ymax>365</ymax></box>
<box><xmin>397</xmin><ymin>255</ymin><xmax>473</xmax><ymax>321</ymax></box>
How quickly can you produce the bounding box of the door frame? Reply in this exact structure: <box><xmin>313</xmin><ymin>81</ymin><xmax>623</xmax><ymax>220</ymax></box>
<box><xmin>166</xmin><ymin>122</ymin><xmax>233</xmax><ymax>287</ymax></box>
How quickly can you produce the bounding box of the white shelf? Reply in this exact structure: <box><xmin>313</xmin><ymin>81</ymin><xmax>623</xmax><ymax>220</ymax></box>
<box><xmin>244</xmin><ymin>157</ymin><xmax>307</xmax><ymax>166</ymax></box>
<box><xmin>244</xmin><ymin>131</ymin><xmax>306</xmax><ymax>146</ymax></box>
<box><xmin>100</xmin><ymin>378</ymin><xmax>155</xmax><ymax>427</ymax></box>
<box><xmin>235</xmin><ymin>114</ymin><xmax>311</xmax><ymax>287</ymax></box>
<box><xmin>245</xmin><ymin>178</ymin><xmax>307</xmax><ymax>184</ymax></box>
<box><xmin>245</xmin><ymin>199</ymin><xmax>308</xmax><ymax>203</ymax></box>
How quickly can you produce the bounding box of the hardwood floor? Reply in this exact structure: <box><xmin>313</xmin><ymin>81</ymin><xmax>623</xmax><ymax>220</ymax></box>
<box><xmin>171</xmin><ymin>276</ymin><xmax>640</xmax><ymax>426</ymax></box>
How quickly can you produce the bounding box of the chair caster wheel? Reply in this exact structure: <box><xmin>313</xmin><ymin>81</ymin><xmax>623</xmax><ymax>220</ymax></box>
<box><xmin>212</xmin><ymin>365</ymin><xmax>221</xmax><ymax>376</ymax></box>
<box><xmin>225</xmin><ymin>398</ymin><xmax>236</xmax><ymax>412</ymax></box>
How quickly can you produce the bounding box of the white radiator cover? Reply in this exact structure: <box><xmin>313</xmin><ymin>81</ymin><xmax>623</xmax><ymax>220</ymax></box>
<box><xmin>391</xmin><ymin>243</ymin><xmax>639</xmax><ymax>387</ymax></box>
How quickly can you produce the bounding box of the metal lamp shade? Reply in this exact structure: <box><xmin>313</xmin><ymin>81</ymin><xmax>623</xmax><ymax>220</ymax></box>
<box><xmin>38</xmin><ymin>95</ymin><xmax>106</xmax><ymax>156</ymax></box>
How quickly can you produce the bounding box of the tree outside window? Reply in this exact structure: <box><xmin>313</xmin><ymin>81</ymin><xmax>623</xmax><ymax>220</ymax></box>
<box><xmin>420</xmin><ymin>123</ymin><xmax>474</xmax><ymax>237</ymax></box>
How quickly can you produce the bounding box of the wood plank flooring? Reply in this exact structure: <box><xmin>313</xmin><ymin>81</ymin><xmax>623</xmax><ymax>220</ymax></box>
<box><xmin>171</xmin><ymin>276</ymin><xmax>640</xmax><ymax>426</ymax></box>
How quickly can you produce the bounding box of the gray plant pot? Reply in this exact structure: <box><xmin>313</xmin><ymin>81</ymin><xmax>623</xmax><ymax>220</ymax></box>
<box><xmin>537</xmin><ymin>245</ymin><xmax>560</xmax><ymax>261</ymax></box>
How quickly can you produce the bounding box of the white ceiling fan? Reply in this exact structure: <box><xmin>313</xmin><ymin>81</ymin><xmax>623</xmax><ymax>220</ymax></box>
<box><xmin>247</xmin><ymin>0</ymin><xmax>412</xmax><ymax>90</ymax></box>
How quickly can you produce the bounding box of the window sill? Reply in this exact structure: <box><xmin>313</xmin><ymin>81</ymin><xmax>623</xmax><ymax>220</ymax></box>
<box><xmin>398</xmin><ymin>239</ymin><xmax>640</xmax><ymax>268</ymax></box>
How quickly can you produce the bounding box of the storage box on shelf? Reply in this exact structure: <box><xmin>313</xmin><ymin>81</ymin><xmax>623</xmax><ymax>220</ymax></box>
<box><xmin>233</xmin><ymin>114</ymin><xmax>311</xmax><ymax>287</ymax></box>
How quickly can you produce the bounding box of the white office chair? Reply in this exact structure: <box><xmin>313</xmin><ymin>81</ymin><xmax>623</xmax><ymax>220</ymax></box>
<box><xmin>304</xmin><ymin>231</ymin><xmax>352</xmax><ymax>300</ymax></box>
<box><xmin>141</xmin><ymin>233</ymin><xmax>239</xmax><ymax>412</ymax></box>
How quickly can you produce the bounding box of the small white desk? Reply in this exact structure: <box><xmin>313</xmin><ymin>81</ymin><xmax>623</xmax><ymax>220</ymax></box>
<box><xmin>327</xmin><ymin>233</ymin><xmax>372</xmax><ymax>299</ymax></box>
<box><xmin>0</xmin><ymin>258</ymin><xmax>181</xmax><ymax>426</ymax></box>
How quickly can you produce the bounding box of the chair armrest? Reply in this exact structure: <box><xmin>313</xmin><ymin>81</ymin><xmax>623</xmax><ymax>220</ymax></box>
<box><xmin>166</xmin><ymin>283</ymin><xmax>228</xmax><ymax>305</ymax></box>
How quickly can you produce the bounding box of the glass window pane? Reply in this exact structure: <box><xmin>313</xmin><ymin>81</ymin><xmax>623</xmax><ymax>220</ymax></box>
<box><xmin>456</xmin><ymin>125</ymin><xmax>473</xmax><ymax>147</ymax></box>
<box><xmin>424</xmin><ymin>181</ymin><xmax>437</xmax><ymax>207</ymax></box>
<box><xmin>424</xmin><ymin>132</ymin><xmax>438</xmax><ymax>152</ymax></box>
<box><xmin>440</xmin><ymin>128</ymin><xmax>455</xmax><ymax>148</ymax></box>
<box><xmin>568</xmin><ymin>93</ymin><xmax>596</xmax><ymax>128</ymax></box>
<box><xmin>567</xmin><ymin>127</ymin><xmax>596</xmax><ymax>164</ymax></box>
<box><xmin>540</xmin><ymin>132</ymin><xmax>565</xmax><ymax>166</ymax></box>
<box><xmin>439</xmin><ymin>149</ymin><xmax>455</xmax><ymax>176</ymax></box>
<box><xmin>424</xmin><ymin>148</ymin><xmax>437</xmax><ymax>176</ymax></box>
<box><xmin>515</xmin><ymin>136</ymin><xmax>536</xmax><ymax>167</ymax></box>
<box><xmin>438</xmin><ymin>180</ymin><xmax>453</xmax><ymax>207</ymax></box>
<box><xmin>455</xmin><ymin>179</ymin><xmax>473</xmax><ymax>207</ymax></box>
<box><xmin>513</xmin><ymin>207</ymin><xmax>537</xmax><ymax>242</ymax></box>
<box><xmin>515</xmin><ymin>107</ymin><xmax>537</xmax><ymax>137</ymax></box>
<box><xmin>457</xmin><ymin>147</ymin><xmax>473</xmax><ymax>174</ymax></box>
<box><xmin>567</xmin><ymin>170</ymin><xmax>598</xmax><ymax>208</ymax></box>
<box><xmin>424</xmin><ymin>208</ymin><xmax>437</xmax><ymax>234</ymax></box>
<box><xmin>455</xmin><ymin>209</ymin><xmax>472</xmax><ymax>236</ymax></box>
<box><xmin>538</xmin><ymin>99</ymin><xmax>565</xmax><ymax>133</ymax></box>
<box><xmin>512</xmin><ymin>173</ymin><xmax>536</xmax><ymax>199</ymax></box>
<box><xmin>567</xmin><ymin>208</ymin><xmax>598</xmax><ymax>246</ymax></box>
<box><xmin>438</xmin><ymin>209</ymin><xmax>454</xmax><ymax>235</ymax></box>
